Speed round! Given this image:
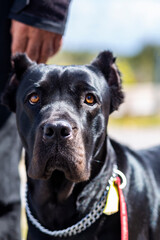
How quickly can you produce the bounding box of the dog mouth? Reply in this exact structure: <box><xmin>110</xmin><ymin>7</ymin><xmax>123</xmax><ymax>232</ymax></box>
<box><xmin>41</xmin><ymin>169</ymin><xmax>76</xmax><ymax>202</ymax></box>
<box><xmin>28</xmin><ymin>144</ymin><xmax>90</xmax><ymax>182</ymax></box>
<box><xmin>42</xmin><ymin>155</ymin><xmax>89</xmax><ymax>183</ymax></box>
<box><xmin>43</xmin><ymin>157</ymin><xmax>69</xmax><ymax>180</ymax></box>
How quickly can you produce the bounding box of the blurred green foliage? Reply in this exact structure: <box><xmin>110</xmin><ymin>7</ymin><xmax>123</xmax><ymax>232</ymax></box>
<box><xmin>123</xmin><ymin>46</ymin><xmax>158</xmax><ymax>84</ymax></box>
<box><xmin>48</xmin><ymin>45</ymin><xmax>160</xmax><ymax>85</ymax></box>
<box><xmin>47</xmin><ymin>51</ymin><xmax>96</xmax><ymax>65</ymax></box>
<box><xmin>109</xmin><ymin>115</ymin><xmax>160</xmax><ymax>128</ymax></box>
<box><xmin>116</xmin><ymin>59</ymin><xmax>137</xmax><ymax>86</ymax></box>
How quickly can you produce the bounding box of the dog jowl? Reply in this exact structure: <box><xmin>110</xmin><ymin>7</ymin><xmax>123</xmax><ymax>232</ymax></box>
<box><xmin>3</xmin><ymin>51</ymin><xmax>160</xmax><ymax>240</ymax></box>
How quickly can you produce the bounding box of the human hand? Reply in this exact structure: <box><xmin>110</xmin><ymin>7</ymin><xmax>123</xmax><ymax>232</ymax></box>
<box><xmin>11</xmin><ymin>20</ymin><xmax>62</xmax><ymax>63</ymax></box>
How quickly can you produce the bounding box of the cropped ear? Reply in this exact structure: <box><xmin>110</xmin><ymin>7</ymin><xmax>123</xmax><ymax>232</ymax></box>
<box><xmin>1</xmin><ymin>53</ymin><xmax>34</xmax><ymax>112</ymax></box>
<box><xmin>91</xmin><ymin>51</ymin><xmax>124</xmax><ymax>113</ymax></box>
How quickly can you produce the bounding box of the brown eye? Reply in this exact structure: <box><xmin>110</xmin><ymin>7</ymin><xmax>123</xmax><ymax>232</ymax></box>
<box><xmin>29</xmin><ymin>93</ymin><xmax>40</xmax><ymax>105</ymax></box>
<box><xmin>85</xmin><ymin>93</ymin><xmax>96</xmax><ymax>105</ymax></box>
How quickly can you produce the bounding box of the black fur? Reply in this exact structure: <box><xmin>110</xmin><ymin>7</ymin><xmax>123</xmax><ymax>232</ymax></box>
<box><xmin>2</xmin><ymin>53</ymin><xmax>34</xmax><ymax>112</ymax></box>
<box><xmin>2</xmin><ymin>51</ymin><xmax>160</xmax><ymax>240</ymax></box>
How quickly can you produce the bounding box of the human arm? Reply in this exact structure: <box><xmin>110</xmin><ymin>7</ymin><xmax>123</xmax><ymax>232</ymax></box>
<box><xmin>9</xmin><ymin>0</ymin><xmax>71</xmax><ymax>62</ymax></box>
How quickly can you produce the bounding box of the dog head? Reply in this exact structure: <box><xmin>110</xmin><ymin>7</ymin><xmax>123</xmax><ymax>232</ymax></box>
<box><xmin>2</xmin><ymin>51</ymin><xmax>124</xmax><ymax>183</ymax></box>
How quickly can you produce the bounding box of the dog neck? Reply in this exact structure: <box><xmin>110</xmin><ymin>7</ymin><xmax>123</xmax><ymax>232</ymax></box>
<box><xmin>26</xmin><ymin>137</ymin><xmax>117</xmax><ymax>231</ymax></box>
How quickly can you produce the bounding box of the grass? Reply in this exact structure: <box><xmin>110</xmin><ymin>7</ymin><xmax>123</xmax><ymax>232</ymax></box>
<box><xmin>109</xmin><ymin>115</ymin><xmax>160</xmax><ymax>128</ymax></box>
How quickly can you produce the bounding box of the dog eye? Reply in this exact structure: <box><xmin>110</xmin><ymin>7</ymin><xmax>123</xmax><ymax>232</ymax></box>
<box><xmin>29</xmin><ymin>93</ymin><xmax>40</xmax><ymax>105</ymax></box>
<box><xmin>85</xmin><ymin>93</ymin><xmax>96</xmax><ymax>105</ymax></box>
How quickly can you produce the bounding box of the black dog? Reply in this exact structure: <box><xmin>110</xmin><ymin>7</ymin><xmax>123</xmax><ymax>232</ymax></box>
<box><xmin>2</xmin><ymin>51</ymin><xmax>160</xmax><ymax>240</ymax></box>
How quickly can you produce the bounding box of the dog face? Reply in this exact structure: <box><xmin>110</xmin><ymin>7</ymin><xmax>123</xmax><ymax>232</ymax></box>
<box><xmin>2</xmin><ymin>51</ymin><xmax>123</xmax><ymax>183</ymax></box>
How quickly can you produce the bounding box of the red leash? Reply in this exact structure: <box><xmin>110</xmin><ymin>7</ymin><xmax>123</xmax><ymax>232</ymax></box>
<box><xmin>115</xmin><ymin>177</ymin><xmax>128</xmax><ymax>240</ymax></box>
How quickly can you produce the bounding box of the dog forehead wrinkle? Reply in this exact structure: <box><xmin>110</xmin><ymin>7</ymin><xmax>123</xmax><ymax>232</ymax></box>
<box><xmin>17</xmin><ymin>68</ymin><xmax>49</xmax><ymax>98</ymax></box>
<box><xmin>59</xmin><ymin>66</ymin><xmax>93</xmax><ymax>84</ymax></box>
<box><xmin>39</xmin><ymin>67</ymin><xmax>61</xmax><ymax>86</ymax></box>
<box><xmin>18</xmin><ymin>77</ymin><xmax>41</xmax><ymax>94</ymax></box>
<box><xmin>23</xmin><ymin>82</ymin><xmax>42</xmax><ymax>95</ymax></box>
<box><xmin>20</xmin><ymin>65</ymin><xmax>62</xmax><ymax>93</ymax></box>
<box><xmin>22</xmin><ymin>64</ymin><xmax>49</xmax><ymax>82</ymax></box>
<box><xmin>36</xmin><ymin>65</ymin><xmax>103</xmax><ymax>96</ymax></box>
<box><xmin>60</xmin><ymin>68</ymin><xmax>105</xmax><ymax>99</ymax></box>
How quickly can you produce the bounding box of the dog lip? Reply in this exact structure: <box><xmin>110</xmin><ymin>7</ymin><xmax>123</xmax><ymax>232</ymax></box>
<box><xmin>43</xmin><ymin>158</ymin><xmax>86</xmax><ymax>183</ymax></box>
<box><xmin>44</xmin><ymin>158</ymin><xmax>67</xmax><ymax>180</ymax></box>
<box><xmin>43</xmin><ymin>166</ymin><xmax>69</xmax><ymax>181</ymax></box>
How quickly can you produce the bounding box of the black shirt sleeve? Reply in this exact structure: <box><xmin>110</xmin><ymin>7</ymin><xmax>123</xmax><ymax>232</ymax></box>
<box><xmin>9</xmin><ymin>0</ymin><xmax>71</xmax><ymax>35</ymax></box>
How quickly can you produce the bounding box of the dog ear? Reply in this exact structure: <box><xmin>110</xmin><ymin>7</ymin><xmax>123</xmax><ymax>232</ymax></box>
<box><xmin>91</xmin><ymin>51</ymin><xmax>124</xmax><ymax>113</ymax></box>
<box><xmin>1</xmin><ymin>53</ymin><xmax>34</xmax><ymax>112</ymax></box>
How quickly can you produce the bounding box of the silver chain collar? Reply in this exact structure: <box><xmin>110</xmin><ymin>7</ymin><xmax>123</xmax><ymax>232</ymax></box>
<box><xmin>25</xmin><ymin>165</ymin><xmax>118</xmax><ymax>238</ymax></box>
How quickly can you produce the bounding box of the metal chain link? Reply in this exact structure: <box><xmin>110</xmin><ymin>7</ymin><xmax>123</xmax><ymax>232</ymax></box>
<box><xmin>25</xmin><ymin>165</ymin><xmax>117</xmax><ymax>238</ymax></box>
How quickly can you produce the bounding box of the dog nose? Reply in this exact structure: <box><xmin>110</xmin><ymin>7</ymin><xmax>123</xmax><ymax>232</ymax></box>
<box><xmin>43</xmin><ymin>121</ymin><xmax>72</xmax><ymax>140</ymax></box>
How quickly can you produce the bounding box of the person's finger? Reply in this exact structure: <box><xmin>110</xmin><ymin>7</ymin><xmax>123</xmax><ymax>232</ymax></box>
<box><xmin>38</xmin><ymin>40</ymin><xmax>54</xmax><ymax>63</ymax></box>
<box><xmin>25</xmin><ymin>38</ymin><xmax>42</xmax><ymax>62</ymax></box>
<box><xmin>53</xmin><ymin>35</ymin><xmax>63</xmax><ymax>55</ymax></box>
<box><xmin>11</xmin><ymin>37</ymin><xmax>28</xmax><ymax>55</ymax></box>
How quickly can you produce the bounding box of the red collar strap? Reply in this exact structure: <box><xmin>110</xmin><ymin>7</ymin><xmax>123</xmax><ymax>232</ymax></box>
<box><xmin>115</xmin><ymin>177</ymin><xmax>128</xmax><ymax>240</ymax></box>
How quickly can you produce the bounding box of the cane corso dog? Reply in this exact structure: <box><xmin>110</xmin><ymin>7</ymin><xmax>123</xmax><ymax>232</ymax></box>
<box><xmin>2</xmin><ymin>51</ymin><xmax>160</xmax><ymax>240</ymax></box>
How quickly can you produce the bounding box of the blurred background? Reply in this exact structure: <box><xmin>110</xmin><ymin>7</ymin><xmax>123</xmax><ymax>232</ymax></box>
<box><xmin>21</xmin><ymin>0</ymin><xmax>160</xmax><ymax>238</ymax></box>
